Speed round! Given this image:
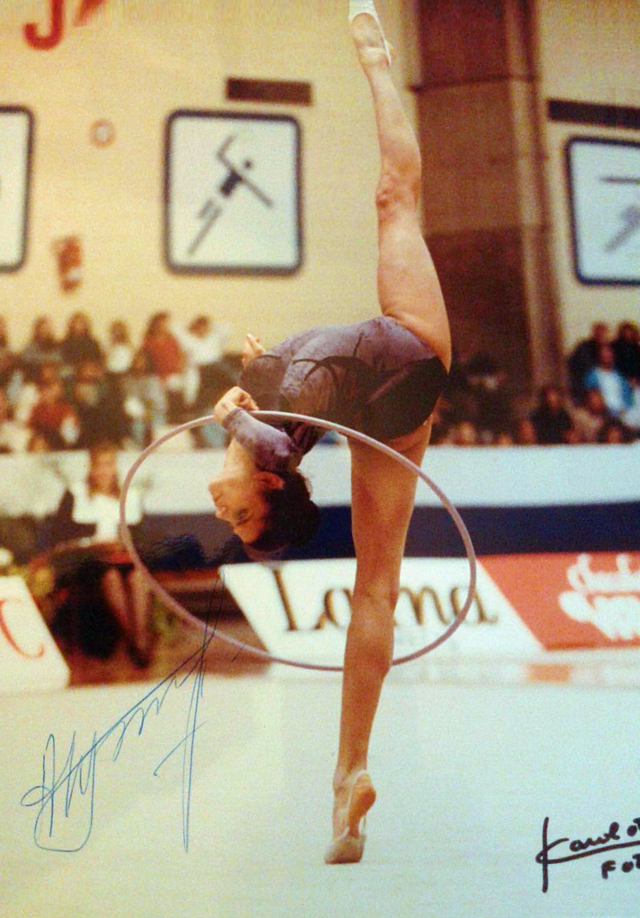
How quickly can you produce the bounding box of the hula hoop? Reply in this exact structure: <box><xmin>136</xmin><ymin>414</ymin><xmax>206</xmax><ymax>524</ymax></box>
<box><xmin>119</xmin><ymin>411</ymin><xmax>477</xmax><ymax>672</ymax></box>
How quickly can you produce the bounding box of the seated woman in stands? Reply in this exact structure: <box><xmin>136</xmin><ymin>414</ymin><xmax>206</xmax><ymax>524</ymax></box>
<box><xmin>52</xmin><ymin>441</ymin><xmax>154</xmax><ymax>666</ymax></box>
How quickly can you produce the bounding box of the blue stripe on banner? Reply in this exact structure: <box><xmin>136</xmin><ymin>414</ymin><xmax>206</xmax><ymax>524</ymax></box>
<box><xmin>142</xmin><ymin>501</ymin><xmax>640</xmax><ymax>565</ymax></box>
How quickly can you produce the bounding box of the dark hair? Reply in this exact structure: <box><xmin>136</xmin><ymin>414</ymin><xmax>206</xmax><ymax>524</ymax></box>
<box><xmin>597</xmin><ymin>421</ymin><xmax>627</xmax><ymax>445</ymax></box>
<box><xmin>88</xmin><ymin>440</ymin><xmax>120</xmax><ymax>498</ymax></box>
<box><xmin>247</xmin><ymin>470</ymin><xmax>320</xmax><ymax>553</ymax></box>
<box><xmin>67</xmin><ymin>311</ymin><xmax>91</xmax><ymax>337</ymax></box>
<box><xmin>146</xmin><ymin>312</ymin><xmax>170</xmax><ymax>338</ymax></box>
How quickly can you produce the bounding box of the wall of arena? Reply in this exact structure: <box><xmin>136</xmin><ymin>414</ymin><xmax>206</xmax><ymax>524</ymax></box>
<box><xmin>0</xmin><ymin>0</ymin><xmax>415</xmax><ymax>352</ymax></box>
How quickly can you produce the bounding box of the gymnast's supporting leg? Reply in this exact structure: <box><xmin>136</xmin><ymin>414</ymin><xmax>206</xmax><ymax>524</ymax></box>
<box><xmin>326</xmin><ymin>428</ymin><xmax>430</xmax><ymax>861</ymax></box>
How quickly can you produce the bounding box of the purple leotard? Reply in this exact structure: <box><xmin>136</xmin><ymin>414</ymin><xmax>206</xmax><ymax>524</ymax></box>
<box><xmin>222</xmin><ymin>316</ymin><xmax>447</xmax><ymax>470</ymax></box>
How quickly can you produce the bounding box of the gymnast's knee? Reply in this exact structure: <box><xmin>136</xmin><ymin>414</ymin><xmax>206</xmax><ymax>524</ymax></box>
<box><xmin>353</xmin><ymin>577</ymin><xmax>400</xmax><ymax>613</ymax></box>
<box><xmin>349</xmin><ymin>587</ymin><xmax>397</xmax><ymax>670</ymax></box>
<box><xmin>375</xmin><ymin>169</ymin><xmax>420</xmax><ymax>218</ymax></box>
<box><xmin>347</xmin><ymin>618</ymin><xmax>393</xmax><ymax>674</ymax></box>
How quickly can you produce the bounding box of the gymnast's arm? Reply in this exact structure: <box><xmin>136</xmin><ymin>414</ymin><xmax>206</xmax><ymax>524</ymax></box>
<box><xmin>213</xmin><ymin>385</ymin><xmax>299</xmax><ymax>471</ymax></box>
<box><xmin>221</xmin><ymin>407</ymin><xmax>300</xmax><ymax>473</ymax></box>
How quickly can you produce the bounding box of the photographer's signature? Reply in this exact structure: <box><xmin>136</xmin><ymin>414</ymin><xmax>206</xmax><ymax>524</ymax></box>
<box><xmin>536</xmin><ymin>815</ymin><xmax>640</xmax><ymax>892</ymax></box>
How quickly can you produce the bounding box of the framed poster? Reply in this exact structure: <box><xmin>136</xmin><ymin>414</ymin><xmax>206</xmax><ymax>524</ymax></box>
<box><xmin>566</xmin><ymin>136</ymin><xmax>640</xmax><ymax>286</ymax></box>
<box><xmin>164</xmin><ymin>110</ymin><xmax>302</xmax><ymax>275</ymax></box>
<box><xmin>0</xmin><ymin>107</ymin><xmax>33</xmax><ymax>271</ymax></box>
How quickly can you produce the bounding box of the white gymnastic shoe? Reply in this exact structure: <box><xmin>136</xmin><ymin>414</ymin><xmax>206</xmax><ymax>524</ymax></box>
<box><xmin>348</xmin><ymin>0</ymin><xmax>393</xmax><ymax>65</ymax></box>
<box><xmin>324</xmin><ymin>770</ymin><xmax>377</xmax><ymax>865</ymax></box>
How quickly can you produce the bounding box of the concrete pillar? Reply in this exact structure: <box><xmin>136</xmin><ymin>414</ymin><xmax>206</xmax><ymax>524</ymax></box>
<box><xmin>414</xmin><ymin>0</ymin><xmax>563</xmax><ymax>389</ymax></box>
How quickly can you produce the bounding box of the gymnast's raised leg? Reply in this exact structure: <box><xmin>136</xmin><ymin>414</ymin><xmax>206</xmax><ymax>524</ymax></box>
<box><xmin>325</xmin><ymin>1</ymin><xmax>451</xmax><ymax>864</ymax></box>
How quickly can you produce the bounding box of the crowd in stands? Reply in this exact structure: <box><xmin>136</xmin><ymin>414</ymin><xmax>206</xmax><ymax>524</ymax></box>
<box><xmin>0</xmin><ymin>310</ymin><xmax>236</xmax><ymax>453</ymax></box>
<box><xmin>0</xmin><ymin>313</ymin><xmax>639</xmax><ymax>453</ymax></box>
<box><xmin>429</xmin><ymin>319</ymin><xmax>640</xmax><ymax>446</ymax></box>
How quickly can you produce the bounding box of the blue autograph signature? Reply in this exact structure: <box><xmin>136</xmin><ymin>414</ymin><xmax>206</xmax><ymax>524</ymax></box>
<box><xmin>21</xmin><ymin>581</ymin><xmax>238</xmax><ymax>853</ymax></box>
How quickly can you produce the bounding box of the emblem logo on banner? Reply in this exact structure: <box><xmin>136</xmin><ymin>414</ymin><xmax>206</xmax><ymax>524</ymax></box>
<box><xmin>482</xmin><ymin>553</ymin><xmax>640</xmax><ymax>649</ymax></box>
<box><xmin>560</xmin><ymin>554</ymin><xmax>640</xmax><ymax>641</ymax></box>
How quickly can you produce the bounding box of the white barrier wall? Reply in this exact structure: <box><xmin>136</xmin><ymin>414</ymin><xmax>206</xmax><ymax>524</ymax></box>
<box><xmin>0</xmin><ymin>443</ymin><xmax>638</xmax><ymax>517</ymax></box>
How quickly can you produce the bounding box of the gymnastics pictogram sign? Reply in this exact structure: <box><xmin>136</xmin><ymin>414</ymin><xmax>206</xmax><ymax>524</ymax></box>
<box><xmin>164</xmin><ymin>112</ymin><xmax>302</xmax><ymax>276</ymax></box>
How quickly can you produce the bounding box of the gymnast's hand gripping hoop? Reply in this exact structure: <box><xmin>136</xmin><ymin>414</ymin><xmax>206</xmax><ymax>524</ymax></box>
<box><xmin>118</xmin><ymin>411</ymin><xmax>477</xmax><ymax>673</ymax></box>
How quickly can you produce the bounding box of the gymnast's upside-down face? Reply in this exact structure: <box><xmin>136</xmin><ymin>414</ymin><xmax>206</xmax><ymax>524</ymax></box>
<box><xmin>208</xmin><ymin>470</ymin><xmax>283</xmax><ymax>545</ymax></box>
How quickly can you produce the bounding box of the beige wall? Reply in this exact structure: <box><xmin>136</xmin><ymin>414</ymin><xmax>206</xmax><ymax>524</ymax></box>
<box><xmin>533</xmin><ymin>0</ymin><xmax>640</xmax><ymax>351</ymax></box>
<box><xmin>4</xmin><ymin>0</ymin><xmax>636</xmax><ymax>371</ymax></box>
<box><xmin>0</xmin><ymin>0</ymin><xmax>416</xmax><ymax>351</ymax></box>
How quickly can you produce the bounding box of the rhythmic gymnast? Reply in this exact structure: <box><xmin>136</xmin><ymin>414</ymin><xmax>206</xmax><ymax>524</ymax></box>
<box><xmin>209</xmin><ymin>0</ymin><xmax>451</xmax><ymax>864</ymax></box>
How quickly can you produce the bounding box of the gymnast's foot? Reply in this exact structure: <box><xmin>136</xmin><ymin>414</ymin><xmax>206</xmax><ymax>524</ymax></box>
<box><xmin>325</xmin><ymin>769</ymin><xmax>377</xmax><ymax>864</ymax></box>
<box><xmin>349</xmin><ymin>0</ymin><xmax>394</xmax><ymax>67</ymax></box>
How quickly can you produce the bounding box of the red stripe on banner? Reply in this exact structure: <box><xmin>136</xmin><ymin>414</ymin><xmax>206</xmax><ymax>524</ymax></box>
<box><xmin>481</xmin><ymin>553</ymin><xmax>640</xmax><ymax>650</ymax></box>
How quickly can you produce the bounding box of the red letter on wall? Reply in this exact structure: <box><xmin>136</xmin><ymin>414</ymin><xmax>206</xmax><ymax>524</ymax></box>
<box><xmin>0</xmin><ymin>598</ymin><xmax>45</xmax><ymax>659</ymax></box>
<box><xmin>24</xmin><ymin>0</ymin><xmax>65</xmax><ymax>50</ymax></box>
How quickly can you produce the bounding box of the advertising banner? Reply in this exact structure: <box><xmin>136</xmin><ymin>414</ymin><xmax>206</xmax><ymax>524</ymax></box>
<box><xmin>222</xmin><ymin>553</ymin><xmax>640</xmax><ymax>679</ymax></box>
<box><xmin>483</xmin><ymin>552</ymin><xmax>640</xmax><ymax>648</ymax></box>
<box><xmin>0</xmin><ymin>576</ymin><xmax>70</xmax><ymax>695</ymax></box>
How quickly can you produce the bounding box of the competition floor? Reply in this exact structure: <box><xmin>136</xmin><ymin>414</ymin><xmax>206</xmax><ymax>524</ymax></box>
<box><xmin>3</xmin><ymin>638</ymin><xmax>640</xmax><ymax>918</ymax></box>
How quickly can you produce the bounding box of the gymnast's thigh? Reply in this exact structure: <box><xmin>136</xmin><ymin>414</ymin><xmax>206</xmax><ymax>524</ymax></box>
<box><xmin>377</xmin><ymin>209</ymin><xmax>451</xmax><ymax>372</ymax></box>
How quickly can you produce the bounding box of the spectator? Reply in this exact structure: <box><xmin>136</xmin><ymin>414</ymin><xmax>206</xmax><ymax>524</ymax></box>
<box><xmin>452</xmin><ymin>420</ymin><xmax>480</xmax><ymax>446</ymax></box>
<box><xmin>21</xmin><ymin>316</ymin><xmax>63</xmax><ymax>380</ymax></box>
<box><xmin>621</xmin><ymin>377</ymin><xmax>640</xmax><ymax>434</ymax></box>
<box><xmin>514</xmin><ymin>418</ymin><xmax>538</xmax><ymax>445</ymax></box>
<box><xmin>70</xmin><ymin>358</ymin><xmax>127</xmax><ymax>448</ymax></box>
<box><xmin>494</xmin><ymin>431</ymin><xmax>515</xmax><ymax>446</ymax></box>
<box><xmin>0</xmin><ymin>316</ymin><xmax>16</xmax><ymax>389</ymax></box>
<box><xmin>173</xmin><ymin>315</ymin><xmax>232</xmax><ymax>409</ymax></box>
<box><xmin>50</xmin><ymin>441</ymin><xmax>153</xmax><ymax>665</ymax></box>
<box><xmin>583</xmin><ymin>344</ymin><xmax>633</xmax><ymax>418</ymax></box>
<box><xmin>60</xmin><ymin>311</ymin><xmax>103</xmax><ymax>369</ymax></box>
<box><xmin>143</xmin><ymin>312</ymin><xmax>185</xmax><ymax>421</ymax></box>
<box><xmin>612</xmin><ymin>322</ymin><xmax>640</xmax><ymax>381</ymax></box>
<box><xmin>120</xmin><ymin>349</ymin><xmax>168</xmax><ymax>447</ymax></box>
<box><xmin>562</xmin><ymin>427</ymin><xmax>580</xmax><ymax>445</ymax></box>
<box><xmin>27</xmin><ymin>431</ymin><xmax>53</xmax><ymax>453</ymax></box>
<box><xmin>598</xmin><ymin>421</ymin><xmax>627</xmax><ymax>445</ymax></box>
<box><xmin>462</xmin><ymin>350</ymin><xmax>513</xmax><ymax>437</ymax></box>
<box><xmin>571</xmin><ymin>389</ymin><xmax>611</xmax><ymax>444</ymax></box>
<box><xmin>28</xmin><ymin>372</ymin><xmax>79</xmax><ymax>450</ymax></box>
<box><xmin>13</xmin><ymin>361</ymin><xmax>60</xmax><ymax>426</ymax></box>
<box><xmin>0</xmin><ymin>387</ymin><xmax>30</xmax><ymax>453</ymax></box>
<box><xmin>567</xmin><ymin>322</ymin><xmax>610</xmax><ymax>401</ymax></box>
<box><xmin>428</xmin><ymin>397</ymin><xmax>454</xmax><ymax>445</ymax></box>
<box><xmin>105</xmin><ymin>320</ymin><xmax>134</xmax><ymax>377</ymax></box>
<box><xmin>143</xmin><ymin>312</ymin><xmax>184</xmax><ymax>380</ymax></box>
<box><xmin>529</xmin><ymin>386</ymin><xmax>573</xmax><ymax>445</ymax></box>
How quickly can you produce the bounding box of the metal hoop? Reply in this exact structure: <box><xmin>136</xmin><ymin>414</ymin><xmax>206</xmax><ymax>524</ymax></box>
<box><xmin>119</xmin><ymin>411</ymin><xmax>477</xmax><ymax>672</ymax></box>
